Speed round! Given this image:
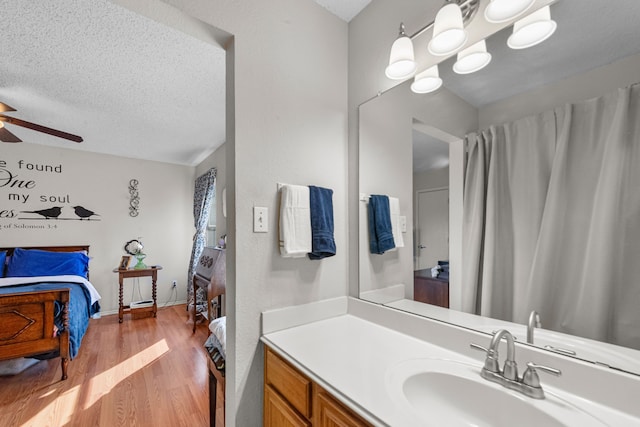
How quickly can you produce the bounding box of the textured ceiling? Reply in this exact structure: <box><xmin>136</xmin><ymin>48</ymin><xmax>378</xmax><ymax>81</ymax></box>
<box><xmin>0</xmin><ymin>0</ymin><xmax>368</xmax><ymax>165</ymax></box>
<box><xmin>0</xmin><ymin>0</ymin><xmax>225</xmax><ymax>166</ymax></box>
<box><xmin>312</xmin><ymin>0</ymin><xmax>371</xmax><ymax>22</ymax></box>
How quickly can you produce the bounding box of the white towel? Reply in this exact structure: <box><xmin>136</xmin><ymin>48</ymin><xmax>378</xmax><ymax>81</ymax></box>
<box><xmin>389</xmin><ymin>197</ymin><xmax>404</xmax><ymax>248</ymax></box>
<box><xmin>279</xmin><ymin>184</ymin><xmax>312</xmax><ymax>257</ymax></box>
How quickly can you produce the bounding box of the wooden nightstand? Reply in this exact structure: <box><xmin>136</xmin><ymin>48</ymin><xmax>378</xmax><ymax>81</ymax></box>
<box><xmin>113</xmin><ymin>266</ymin><xmax>162</xmax><ymax>323</ymax></box>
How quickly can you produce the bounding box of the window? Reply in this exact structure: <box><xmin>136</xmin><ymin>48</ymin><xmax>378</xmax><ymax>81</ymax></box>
<box><xmin>205</xmin><ymin>187</ymin><xmax>216</xmax><ymax>246</ymax></box>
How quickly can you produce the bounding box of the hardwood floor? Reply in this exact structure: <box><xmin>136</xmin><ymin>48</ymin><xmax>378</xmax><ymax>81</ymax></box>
<box><xmin>0</xmin><ymin>304</ymin><xmax>211</xmax><ymax>427</ymax></box>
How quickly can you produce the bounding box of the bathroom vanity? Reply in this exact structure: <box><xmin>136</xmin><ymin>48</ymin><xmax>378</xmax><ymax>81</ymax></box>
<box><xmin>262</xmin><ymin>297</ymin><xmax>640</xmax><ymax>426</ymax></box>
<box><xmin>264</xmin><ymin>346</ymin><xmax>371</xmax><ymax>426</ymax></box>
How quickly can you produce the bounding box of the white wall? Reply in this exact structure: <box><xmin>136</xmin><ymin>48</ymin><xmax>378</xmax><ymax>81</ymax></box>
<box><xmin>480</xmin><ymin>52</ymin><xmax>640</xmax><ymax>128</ymax></box>
<box><xmin>121</xmin><ymin>0</ymin><xmax>349</xmax><ymax>424</ymax></box>
<box><xmin>0</xmin><ymin>143</ymin><xmax>194</xmax><ymax>313</ymax></box>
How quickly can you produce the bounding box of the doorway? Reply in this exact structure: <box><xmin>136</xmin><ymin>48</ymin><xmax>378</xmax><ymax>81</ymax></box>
<box><xmin>415</xmin><ymin>187</ymin><xmax>449</xmax><ymax>271</ymax></box>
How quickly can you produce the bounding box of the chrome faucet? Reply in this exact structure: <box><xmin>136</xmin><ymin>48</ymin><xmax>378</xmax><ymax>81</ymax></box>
<box><xmin>527</xmin><ymin>310</ymin><xmax>541</xmax><ymax>344</ymax></box>
<box><xmin>471</xmin><ymin>329</ymin><xmax>561</xmax><ymax>399</ymax></box>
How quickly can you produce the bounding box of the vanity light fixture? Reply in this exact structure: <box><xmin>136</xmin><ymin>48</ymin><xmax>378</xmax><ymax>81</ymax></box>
<box><xmin>484</xmin><ymin>0</ymin><xmax>535</xmax><ymax>23</ymax></box>
<box><xmin>428</xmin><ymin>3</ymin><xmax>468</xmax><ymax>56</ymax></box>
<box><xmin>385</xmin><ymin>0</ymin><xmax>557</xmax><ymax>94</ymax></box>
<box><xmin>411</xmin><ymin>65</ymin><xmax>443</xmax><ymax>94</ymax></box>
<box><xmin>385</xmin><ymin>23</ymin><xmax>417</xmax><ymax>80</ymax></box>
<box><xmin>453</xmin><ymin>40</ymin><xmax>492</xmax><ymax>74</ymax></box>
<box><xmin>507</xmin><ymin>6</ymin><xmax>557</xmax><ymax>49</ymax></box>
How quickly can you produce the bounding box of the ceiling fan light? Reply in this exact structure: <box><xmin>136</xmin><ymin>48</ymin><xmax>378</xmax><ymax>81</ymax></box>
<box><xmin>484</xmin><ymin>0</ymin><xmax>535</xmax><ymax>23</ymax></box>
<box><xmin>507</xmin><ymin>6</ymin><xmax>557</xmax><ymax>50</ymax></box>
<box><xmin>453</xmin><ymin>40</ymin><xmax>492</xmax><ymax>74</ymax></box>
<box><xmin>428</xmin><ymin>3</ymin><xmax>468</xmax><ymax>56</ymax></box>
<box><xmin>385</xmin><ymin>24</ymin><xmax>417</xmax><ymax>80</ymax></box>
<box><xmin>411</xmin><ymin>65</ymin><xmax>443</xmax><ymax>94</ymax></box>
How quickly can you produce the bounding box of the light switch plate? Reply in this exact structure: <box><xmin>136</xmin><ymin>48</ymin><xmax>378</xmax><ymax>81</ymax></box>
<box><xmin>254</xmin><ymin>207</ymin><xmax>268</xmax><ymax>233</ymax></box>
<box><xmin>400</xmin><ymin>215</ymin><xmax>407</xmax><ymax>233</ymax></box>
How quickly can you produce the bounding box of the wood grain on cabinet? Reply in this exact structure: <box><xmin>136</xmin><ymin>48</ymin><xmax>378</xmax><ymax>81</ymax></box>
<box><xmin>265</xmin><ymin>346</ymin><xmax>313</xmax><ymax>418</ymax></box>
<box><xmin>264</xmin><ymin>346</ymin><xmax>372</xmax><ymax>427</ymax></box>
<box><xmin>414</xmin><ymin>269</ymin><xmax>449</xmax><ymax>308</ymax></box>
<box><xmin>265</xmin><ymin>385</ymin><xmax>311</xmax><ymax>427</ymax></box>
<box><xmin>314</xmin><ymin>387</ymin><xmax>370</xmax><ymax>427</ymax></box>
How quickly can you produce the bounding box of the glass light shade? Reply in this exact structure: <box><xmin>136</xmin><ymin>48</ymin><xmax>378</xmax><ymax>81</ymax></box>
<box><xmin>411</xmin><ymin>66</ymin><xmax>443</xmax><ymax>94</ymax></box>
<box><xmin>453</xmin><ymin>40</ymin><xmax>492</xmax><ymax>74</ymax></box>
<box><xmin>507</xmin><ymin>6</ymin><xmax>557</xmax><ymax>49</ymax></box>
<box><xmin>484</xmin><ymin>0</ymin><xmax>535</xmax><ymax>23</ymax></box>
<box><xmin>428</xmin><ymin>3</ymin><xmax>468</xmax><ymax>56</ymax></box>
<box><xmin>385</xmin><ymin>35</ymin><xmax>417</xmax><ymax>80</ymax></box>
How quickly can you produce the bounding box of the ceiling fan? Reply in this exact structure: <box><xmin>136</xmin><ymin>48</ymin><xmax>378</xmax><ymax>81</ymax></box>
<box><xmin>0</xmin><ymin>102</ymin><xmax>83</xmax><ymax>143</ymax></box>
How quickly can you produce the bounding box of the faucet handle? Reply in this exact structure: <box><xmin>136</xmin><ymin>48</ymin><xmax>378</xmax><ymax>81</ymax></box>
<box><xmin>470</xmin><ymin>343</ymin><xmax>488</xmax><ymax>353</ymax></box>
<box><xmin>470</xmin><ymin>343</ymin><xmax>500</xmax><ymax>373</ymax></box>
<box><xmin>522</xmin><ymin>362</ymin><xmax>562</xmax><ymax>387</ymax></box>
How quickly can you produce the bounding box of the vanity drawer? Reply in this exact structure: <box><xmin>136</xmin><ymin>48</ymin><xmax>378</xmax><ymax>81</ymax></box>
<box><xmin>265</xmin><ymin>346</ymin><xmax>312</xmax><ymax>419</ymax></box>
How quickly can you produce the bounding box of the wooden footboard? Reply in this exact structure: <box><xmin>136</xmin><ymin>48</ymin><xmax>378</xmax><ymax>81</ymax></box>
<box><xmin>0</xmin><ymin>289</ymin><xmax>70</xmax><ymax>380</ymax></box>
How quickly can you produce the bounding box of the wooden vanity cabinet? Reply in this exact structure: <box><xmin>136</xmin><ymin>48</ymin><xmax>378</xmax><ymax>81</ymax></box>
<box><xmin>314</xmin><ymin>388</ymin><xmax>368</xmax><ymax>427</ymax></box>
<box><xmin>414</xmin><ymin>269</ymin><xmax>449</xmax><ymax>308</ymax></box>
<box><xmin>264</xmin><ymin>346</ymin><xmax>371</xmax><ymax>427</ymax></box>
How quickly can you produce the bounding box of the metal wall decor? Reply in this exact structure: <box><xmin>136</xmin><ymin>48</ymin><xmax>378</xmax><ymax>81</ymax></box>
<box><xmin>129</xmin><ymin>179</ymin><xmax>140</xmax><ymax>217</ymax></box>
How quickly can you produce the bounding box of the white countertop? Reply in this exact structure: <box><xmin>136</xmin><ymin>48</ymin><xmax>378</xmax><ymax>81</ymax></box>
<box><xmin>261</xmin><ymin>305</ymin><xmax>640</xmax><ymax>427</ymax></box>
<box><xmin>263</xmin><ymin>313</ymin><xmax>472</xmax><ymax>426</ymax></box>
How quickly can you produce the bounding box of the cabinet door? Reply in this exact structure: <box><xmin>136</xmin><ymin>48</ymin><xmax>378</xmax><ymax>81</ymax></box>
<box><xmin>264</xmin><ymin>385</ymin><xmax>311</xmax><ymax>427</ymax></box>
<box><xmin>315</xmin><ymin>390</ymin><xmax>370</xmax><ymax>427</ymax></box>
<box><xmin>265</xmin><ymin>347</ymin><xmax>312</xmax><ymax>418</ymax></box>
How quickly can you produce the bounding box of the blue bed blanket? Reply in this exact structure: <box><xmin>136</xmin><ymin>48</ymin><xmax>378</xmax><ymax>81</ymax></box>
<box><xmin>0</xmin><ymin>281</ymin><xmax>100</xmax><ymax>359</ymax></box>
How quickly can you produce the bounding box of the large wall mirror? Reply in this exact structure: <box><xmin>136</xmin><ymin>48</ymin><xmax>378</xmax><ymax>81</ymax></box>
<box><xmin>359</xmin><ymin>0</ymin><xmax>640</xmax><ymax>375</ymax></box>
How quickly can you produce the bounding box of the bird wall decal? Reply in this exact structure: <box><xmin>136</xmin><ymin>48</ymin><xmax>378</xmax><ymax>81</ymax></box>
<box><xmin>72</xmin><ymin>205</ymin><xmax>100</xmax><ymax>220</ymax></box>
<box><xmin>20</xmin><ymin>206</ymin><xmax>63</xmax><ymax>219</ymax></box>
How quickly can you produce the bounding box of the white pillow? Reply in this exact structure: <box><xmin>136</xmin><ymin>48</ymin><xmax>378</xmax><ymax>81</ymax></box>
<box><xmin>208</xmin><ymin>316</ymin><xmax>226</xmax><ymax>356</ymax></box>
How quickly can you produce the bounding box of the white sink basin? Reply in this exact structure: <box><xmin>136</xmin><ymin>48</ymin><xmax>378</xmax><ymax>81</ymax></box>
<box><xmin>385</xmin><ymin>358</ymin><xmax>606</xmax><ymax>427</ymax></box>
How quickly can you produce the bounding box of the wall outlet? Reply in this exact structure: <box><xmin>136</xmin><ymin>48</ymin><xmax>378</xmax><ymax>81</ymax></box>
<box><xmin>171</xmin><ymin>280</ymin><xmax>177</xmax><ymax>288</ymax></box>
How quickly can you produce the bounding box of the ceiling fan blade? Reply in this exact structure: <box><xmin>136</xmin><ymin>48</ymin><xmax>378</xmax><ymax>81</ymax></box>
<box><xmin>0</xmin><ymin>102</ymin><xmax>17</xmax><ymax>113</ymax></box>
<box><xmin>0</xmin><ymin>127</ymin><xmax>22</xmax><ymax>143</ymax></box>
<box><xmin>0</xmin><ymin>115</ymin><xmax>83</xmax><ymax>143</ymax></box>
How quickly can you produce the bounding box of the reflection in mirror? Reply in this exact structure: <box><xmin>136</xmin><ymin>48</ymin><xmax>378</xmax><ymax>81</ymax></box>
<box><xmin>359</xmin><ymin>0</ymin><xmax>640</xmax><ymax>375</ymax></box>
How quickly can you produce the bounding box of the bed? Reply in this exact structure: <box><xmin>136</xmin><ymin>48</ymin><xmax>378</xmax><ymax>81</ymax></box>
<box><xmin>0</xmin><ymin>245</ymin><xmax>101</xmax><ymax>380</ymax></box>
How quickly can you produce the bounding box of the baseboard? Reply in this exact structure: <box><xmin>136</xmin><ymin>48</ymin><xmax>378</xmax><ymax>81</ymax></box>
<box><xmin>94</xmin><ymin>299</ymin><xmax>187</xmax><ymax>318</ymax></box>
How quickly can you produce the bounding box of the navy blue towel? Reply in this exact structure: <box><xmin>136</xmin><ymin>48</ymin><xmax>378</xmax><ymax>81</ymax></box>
<box><xmin>368</xmin><ymin>195</ymin><xmax>395</xmax><ymax>254</ymax></box>
<box><xmin>308</xmin><ymin>185</ymin><xmax>336</xmax><ymax>260</ymax></box>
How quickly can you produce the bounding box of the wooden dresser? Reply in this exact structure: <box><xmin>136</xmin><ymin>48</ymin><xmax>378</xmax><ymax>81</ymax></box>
<box><xmin>264</xmin><ymin>346</ymin><xmax>372</xmax><ymax>426</ymax></box>
<box><xmin>414</xmin><ymin>269</ymin><xmax>449</xmax><ymax>308</ymax></box>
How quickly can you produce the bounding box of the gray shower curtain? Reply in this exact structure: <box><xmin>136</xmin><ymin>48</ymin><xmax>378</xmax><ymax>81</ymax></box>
<box><xmin>188</xmin><ymin>168</ymin><xmax>216</xmax><ymax>313</ymax></box>
<box><xmin>463</xmin><ymin>84</ymin><xmax>640</xmax><ymax>349</ymax></box>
